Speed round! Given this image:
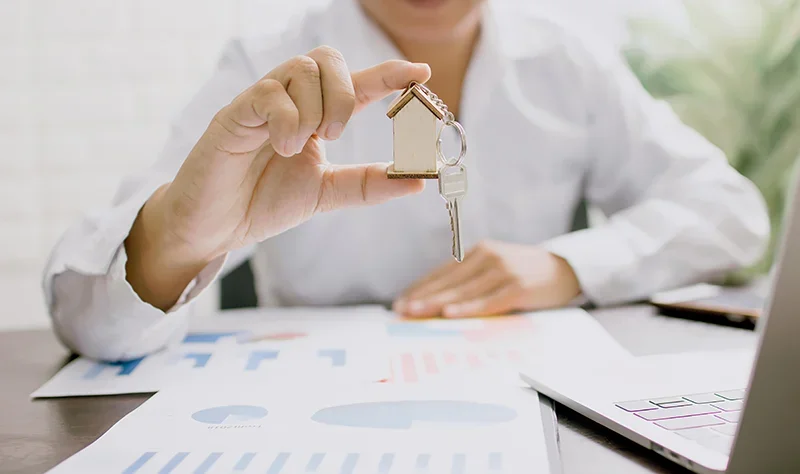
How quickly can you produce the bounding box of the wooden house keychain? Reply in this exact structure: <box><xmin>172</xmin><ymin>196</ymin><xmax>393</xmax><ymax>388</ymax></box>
<box><xmin>386</xmin><ymin>82</ymin><xmax>468</xmax><ymax>262</ymax></box>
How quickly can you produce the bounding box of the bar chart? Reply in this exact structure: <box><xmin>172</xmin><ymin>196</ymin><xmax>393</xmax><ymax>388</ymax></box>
<box><xmin>121</xmin><ymin>450</ymin><xmax>508</xmax><ymax>473</ymax></box>
<box><xmin>386</xmin><ymin>316</ymin><xmax>535</xmax><ymax>343</ymax></box>
<box><xmin>383</xmin><ymin>348</ymin><xmax>524</xmax><ymax>384</ymax></box>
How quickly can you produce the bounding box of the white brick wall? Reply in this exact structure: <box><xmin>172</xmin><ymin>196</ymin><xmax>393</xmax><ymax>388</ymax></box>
<box><xmin>0</xmin><ymin>0</ymin><xmax>320</xmax><ymax>330</ymax></box>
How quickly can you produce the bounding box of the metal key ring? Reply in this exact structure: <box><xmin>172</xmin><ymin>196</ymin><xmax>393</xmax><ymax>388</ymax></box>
<box><xmin>436</xmin><ymin>119</ymin><xmax>467</xmax><ymax>167</ymax></box>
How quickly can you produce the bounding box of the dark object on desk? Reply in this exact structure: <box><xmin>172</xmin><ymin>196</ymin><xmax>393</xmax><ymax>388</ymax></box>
<box><xmin>219</xmin><ymin>260</ymin><xmax>258</xmax><ymax>310</ymax></box>
<box><xmin>650</xmin><ymin>284</ymin><xmax>764</xmax><ymax>330</ymax></box>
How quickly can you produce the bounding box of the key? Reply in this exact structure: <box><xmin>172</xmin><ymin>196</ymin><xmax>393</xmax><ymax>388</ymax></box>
<box><xmin>438</xmin><ymin>164</ymin><xmax>468</xmax><ymax>262</ymax></box>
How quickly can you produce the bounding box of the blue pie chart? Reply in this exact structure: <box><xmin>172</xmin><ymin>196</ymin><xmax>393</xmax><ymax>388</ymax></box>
<box><xmin>191</xmin><ymin>405</ymin><xmax>268</xmax><ymax>425</ymax></box>
<box><xmin>311</xmin><ymin>400</ymin><xmax>517</xmax><ymax>429</ymax></box>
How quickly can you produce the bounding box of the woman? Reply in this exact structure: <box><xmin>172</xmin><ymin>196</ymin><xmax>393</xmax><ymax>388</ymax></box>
<box><xmin>44</xmin><ymin>0</ymin><xmax>768</xmax><ymax>361</ymax></box>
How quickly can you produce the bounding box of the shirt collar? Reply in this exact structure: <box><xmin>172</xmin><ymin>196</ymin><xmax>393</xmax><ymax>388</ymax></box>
<box><xmin>322</xmin><ymin>0</ymin><xmax>513</xmax><ymax>127</ymax></box>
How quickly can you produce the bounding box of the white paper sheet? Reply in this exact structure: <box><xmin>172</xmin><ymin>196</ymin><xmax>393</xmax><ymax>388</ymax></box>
<box><xmin>381</xmin><ymin>308</ymin><xmax>630</xmax><ymax>385</ymax></box>
<box><xmin>47</xmin><ymin>378</ymin><xmax>553</xmax><ymax>474</ymax></box>
<box><xmin>34</xmin><ymin>307</ymin><xmax>629</xmax><ymax>398</ymax></box>
<box><xmin>32</xmin><ymin>307</ymin><xmax>393</xmax><ymax>398</ymax></box>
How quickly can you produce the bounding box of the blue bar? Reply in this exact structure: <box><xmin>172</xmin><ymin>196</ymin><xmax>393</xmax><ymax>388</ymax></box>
<box><xmin>267</xmin><ymin>452</ymin><xmax>290</xmax><ymax>474</ymax></box>
<box><xmin>245</xmin><ymin>350</ymin><xmax>280</xmax><ymax>371</ymax></box>
<box><xmin>377</xmin><ymin>454</ymin><xmax>394</xmax><ymax>474</ymax></box>
<box><xmin>84</xmin><ymin>358</ymin><xmax>145</xmax><ymax>379</ymax></box>
<box><xmin>193</xmin><ymin>452</ymin><xmax>222</xmax><ymax>473</ymax></box>
<box><xmin>123</xmin><ymin>452</ymin><xmax>156</xmax><ymax>474</ymax></box>
<box><xmin>451</xmin><ymin>454</ymin><xmax>466</xmax><ymax>474</ymax></box>
<box><xmin>233</xmin><ymin>453</ymin><xmax>256</xmax><ymax>471</ymax></box>
<box><xmin>305</xmin><ymin>453</ymin><xmax>325</xmax><ymax>472</ymax></box>
<box><xmin>489</xmin><ymin>452</ymin><xmax>502</xmax><ymax>471</ymax></box>
<box><xmin>318</xmin><ymin>349</ymin><xmax>346</xmax><ymax>367</ymax></box>
<box><xmin>184</xmin><ymin>353</ymin><xmax>212</xmax><ymax>368</ymax></box>
<box><xmin>159</xmin><ymin>452</ymin><xmax>189</xmax><ymax>474</ymax></box>
<box><xmin>415</xmin><ymin>454</ymin><xmax>430</xmax><ymax>470</ymax></box>
<box><xmin>183</xmin><ymin>332</ymin><xmax>238</xmax><ymax>343</ymax></box>
<box><xmin>339</xmin><ymin>453</ymin><xmax>359</xmax><ymax>474</ymax></box>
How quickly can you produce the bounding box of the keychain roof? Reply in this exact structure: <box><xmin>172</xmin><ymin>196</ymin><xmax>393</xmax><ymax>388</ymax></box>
<box><xmin>386</xmin><ymin>82</ymin><xmax>446</xmax><ymax>120</ymax></box>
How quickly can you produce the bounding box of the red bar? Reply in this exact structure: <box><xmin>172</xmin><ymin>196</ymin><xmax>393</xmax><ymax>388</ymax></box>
<box><xmin>422</xmin><ymin>352</ymin><xmax>439</xmax><ymax>374</ymax></box>
<box><xmin>401</xmin><ymin>353</ymin><xmax>418</xmax><ymax>383</ymax></box>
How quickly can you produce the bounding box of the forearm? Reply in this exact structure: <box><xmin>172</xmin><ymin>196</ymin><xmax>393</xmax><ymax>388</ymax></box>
<box><xmin>546</xmin><ymin>182</ymin><xmax>769</xmax><ymax>305</ymax></box>
<box><xmin>124</xmin><ymin>184</ymin><xmax>212</xmax><ymax>311</ymax></box>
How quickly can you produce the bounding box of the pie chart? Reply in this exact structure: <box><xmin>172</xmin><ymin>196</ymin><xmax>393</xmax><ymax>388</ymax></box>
<box><xmin>191</xmin><ymin>405</ymin><xmax>268</xmax><ymax>425</ymax></box>
<box><xmin>311</xmin><ymin>400</ymin><xmax>517</xmax><ymax>429</ymax></box>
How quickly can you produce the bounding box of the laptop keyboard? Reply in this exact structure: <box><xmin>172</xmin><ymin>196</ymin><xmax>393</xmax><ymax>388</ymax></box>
<box><xmin>615</xmin><ymin>389</ymin><xmax>745</xmax><ymax>455</ymax></box>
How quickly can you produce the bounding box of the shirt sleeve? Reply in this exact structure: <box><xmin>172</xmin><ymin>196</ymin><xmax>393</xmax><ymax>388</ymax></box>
<box><xmin>42</xmin><ymin>39</ymin><xmax>258</xmax><ymax>361</ymax></box>
<box><xmin>543</xmin><ymin>44</ymin><xmax>770</xmax><ymax>305</ymax></box>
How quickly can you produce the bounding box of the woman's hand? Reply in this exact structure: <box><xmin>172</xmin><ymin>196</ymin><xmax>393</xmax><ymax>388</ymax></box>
<box><xmin>393</xmin><ymin>240</ymin><xmax>581</xmax><ymax>318</ymax></box>
<box><xmin>125</xmin><ymin>46</ymin><xmax>431</xmax><ymax>310</ymax></box>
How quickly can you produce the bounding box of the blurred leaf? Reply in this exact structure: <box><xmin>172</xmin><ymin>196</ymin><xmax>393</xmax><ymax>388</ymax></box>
<box><xmin>625</xmin><ymin>0</ymin><xmax>800</xmax><ymax>279</ymax></box>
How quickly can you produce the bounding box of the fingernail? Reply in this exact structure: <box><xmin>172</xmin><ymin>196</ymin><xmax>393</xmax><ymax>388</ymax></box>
<box><xmin>325</xmin><ymin>121</ymin><xmax>344</xmax><ymax>140</ymax></box>
<box><xmin>443</xmin><ymin>305</ymin><xmax>460</xmax><ymax>318</ymax></box>
<box><xmin>280</xmin><ymin>139</ymin><xmax>293</xmax><ymax>156</ymax></box>
<box><xmin>408</xmin><ymin>301</ymin><xmax>425</xmax><ymax>313</ymax></box>
<box><xmin>293</xmin><ymin>137</ymin><xmax>306</xmax><ymax>155</ymax></box>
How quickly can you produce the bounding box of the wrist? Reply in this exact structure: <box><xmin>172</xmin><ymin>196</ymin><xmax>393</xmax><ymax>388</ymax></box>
<box><xmin>549</xmin><ymin>252</ymin><xmax>582</xmax><ymax>301</ymax></box>
<box><xmin>124</xmin><ymin>184</ymin><xmax>213</xmax><ymax>311</ymax></box>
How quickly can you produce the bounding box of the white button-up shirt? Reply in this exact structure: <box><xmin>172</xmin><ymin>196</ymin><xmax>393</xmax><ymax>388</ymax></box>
<box><xmin>43</xmin><ymin>0</ymin><xmax>769</xmax><ymax>361</ymax></box>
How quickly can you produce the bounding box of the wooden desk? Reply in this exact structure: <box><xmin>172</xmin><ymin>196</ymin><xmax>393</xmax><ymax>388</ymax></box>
<box><xmin>0</xmin><ymin>306</ymin><xmax>757</xmax><ymax>474</ymax></box>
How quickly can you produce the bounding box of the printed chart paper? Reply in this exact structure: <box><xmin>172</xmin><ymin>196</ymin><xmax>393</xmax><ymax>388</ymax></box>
<box><xmin>381</xmin><ymin>309</ymin><xmax>630</xmax><ymax>384</ymax></box>
<box><xmin>33</xmin><ymin>307</ymin><xmax>628</xmax><ymax>397</ymax></box>
<box><xmin>48</xmin><ymin>379</ymin><xmax>552</xmax><ymax>474</ymax></box>
<box><xmin>32</xmin><ymin>307</ymin><xmax>391</xmax><ymax>398</ymax></box>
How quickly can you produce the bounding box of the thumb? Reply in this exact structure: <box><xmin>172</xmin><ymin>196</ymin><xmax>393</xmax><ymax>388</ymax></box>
<box><xmin>315</xmin><ymin>163</ymin><xmax>425</xmax><ymax>213</ymax></box>
<box><xmin>351</xmin><ymin>61</ymin><xmax>431</xmax><ymax>113</ymax></box>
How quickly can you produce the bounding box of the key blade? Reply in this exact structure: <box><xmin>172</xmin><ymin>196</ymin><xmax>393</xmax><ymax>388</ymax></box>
<box><xmin>449</xmin><ymin>198</ymin><xmax>464</xmax><ymax>262</ymax></box>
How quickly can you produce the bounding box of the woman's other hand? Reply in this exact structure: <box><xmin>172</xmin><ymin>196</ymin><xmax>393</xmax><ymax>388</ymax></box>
<box><xmin>394</xmin><ymin>240</ymin><xmax>581</xmax><ymax>319</ymax></box>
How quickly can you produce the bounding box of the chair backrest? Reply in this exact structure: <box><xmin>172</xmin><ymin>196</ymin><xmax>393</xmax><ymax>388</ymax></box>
<box><xmin>219</xmin><ymin>260</ymin><xmax>259</xmax><ymax>310</ymax></box>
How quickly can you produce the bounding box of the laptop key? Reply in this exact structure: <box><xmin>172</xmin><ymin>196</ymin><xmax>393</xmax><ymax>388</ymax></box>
<box><xmin>711</xmin><ymin>423</ymin><xmax>738</xmax><ymax>436</ymax></box>
<box><xmin>656</xmin><ymin>414</ymin><xmax>726</xmax><ymax>431</ymax></box>
<box><xmin>675</xmin><ymin>427</ymin><xmax>719</xmax><ymax>441</ymax></box>
<box><xmin>650</xmin><ymin>396</ymin><xmax>691</xmax><ymax>408</ymax></box>
<box><xmin>698</xmin><ymin>434</ymin><xmax>734</xmax><ymax>454</ymax></box>
<box><xmin>710</xmin><ymin>400</ymin><xmax>743</xmax><ymax>412</ymax></box>
<box><xmin>615</xmin><ymin>400</ymin><xmax>658</xmax><ymax>412</ymax></box>
<box><xmin>683</xmin><ymin>393</ymin><xmax>725</xmax><ymax>404</ymax></box>
<box><xmin>636</xmin><ymin>404</ymin><xmax>720</xmax><ymax>421</ymax></box>
<box><xmin>715</xmin><ymin>389</ymin><xmax>745</xmax><ymax>401</ymax></box>
<box><xmin>716</xmin><ymin>412</ymin><xmax>741</xmax><ymax>423</ymax></box>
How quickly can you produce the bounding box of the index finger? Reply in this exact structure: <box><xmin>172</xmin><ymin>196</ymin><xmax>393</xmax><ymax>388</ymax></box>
<box><xmin>351</xmin><ymin>60</ymin><xmax>431</xmax><ymax>113</ymax></box>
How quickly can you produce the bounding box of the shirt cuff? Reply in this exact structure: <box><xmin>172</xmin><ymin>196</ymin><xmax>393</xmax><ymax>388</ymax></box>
<box><xmin>108</xmin><ymin>242</ymin><xmax>228</xmax><ymax>314</ymax></box>
<box><xmin>97</xmin><ymin>243</ymin><xmax>227</xmax><ymax>360</ymax></box>
<box><xmin>543</xmin><ymin>226</ymin><xmax>636</xmax><ymax>306</ymax></box>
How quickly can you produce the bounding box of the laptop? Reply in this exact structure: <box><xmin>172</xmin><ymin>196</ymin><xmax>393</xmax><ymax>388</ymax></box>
<box><xmin>520</xmin><ymin>174</ymin><xmax>800</xmax><ymax>473</ymax></box>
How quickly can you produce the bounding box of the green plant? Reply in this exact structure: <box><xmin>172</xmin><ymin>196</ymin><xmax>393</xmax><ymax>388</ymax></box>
<box><xmin>625</xmin><ymin>0</ymin><xmax>800</xmax><ymax>278</ymax></box>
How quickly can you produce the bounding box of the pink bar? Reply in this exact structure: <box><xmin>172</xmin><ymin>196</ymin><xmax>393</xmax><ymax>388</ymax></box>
<box><xmin>401</xmin><ymin>353</ymin><xmax>418</xmax><ymax>383</ymax></box>
<box><xmin>422</xmin><ymin>352</ymin><xmax>439</xmax><ymax>375</ymax></box>
<box><xmin>444</xmin><ymin>352</ymin><xmax>458</xmax><ymax>365</ymax></box>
